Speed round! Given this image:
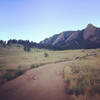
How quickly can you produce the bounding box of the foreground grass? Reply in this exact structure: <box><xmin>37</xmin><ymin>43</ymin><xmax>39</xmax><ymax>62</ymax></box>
<box><xmin>64</xmin><ymin>50</ymin><xmax>100</xmax><ymax>100</ymax></box>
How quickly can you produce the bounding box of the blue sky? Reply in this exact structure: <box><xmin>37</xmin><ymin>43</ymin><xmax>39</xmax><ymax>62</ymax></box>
<box><xmin>0</xmin><ymin>0</ymin><xmax>100</xmax><ymax>42</ymax></box>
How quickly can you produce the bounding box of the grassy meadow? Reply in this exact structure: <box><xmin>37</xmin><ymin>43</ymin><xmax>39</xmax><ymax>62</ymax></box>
<box><xmin>0</xmin><ymin>45</ymin><xmax>87</xmax><ymax>85</ymax></box>
<box><xmin>0</xmin><ymin>45</ymin><xmax>87</xmax><ymax>70</ymax></box>
<box><xmin>0</xmin><ymin>44</ymin><xmax>100</xmax><ymax>100</ymax></box>
<box><xmin>64</xmin><ymin>49</ymin><xmax>100</xmax><ymax>100</ymax></box>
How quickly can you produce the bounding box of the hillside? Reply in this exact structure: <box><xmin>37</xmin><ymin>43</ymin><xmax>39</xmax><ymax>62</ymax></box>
<box><xmin>40</xmin><ymin>24</ymin><xmax>100</xmax><ymax>49</ymax></box>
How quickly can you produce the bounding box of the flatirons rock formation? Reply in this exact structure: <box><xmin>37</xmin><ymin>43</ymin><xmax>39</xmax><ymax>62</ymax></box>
<box><xmin>40</xmin><ymin>24</ymin><xmax>100</xmax><ymax>49</ymax></box>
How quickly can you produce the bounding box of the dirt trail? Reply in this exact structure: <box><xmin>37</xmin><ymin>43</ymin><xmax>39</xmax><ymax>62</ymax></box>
<box><xmin>0</xmin><ymin>61</ymin><xmax>72</xmax><ymax>100</ymax></box>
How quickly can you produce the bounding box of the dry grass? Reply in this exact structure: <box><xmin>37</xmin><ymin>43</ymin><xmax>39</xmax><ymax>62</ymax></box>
<box><xmin>0</xmin><ymin>45</ymin><xmax>87</xmax><ymax>85</ymax></box>
<box><xmin>0</xmin><ymin>45</ymin><xmax>87</xmax><ymax>70</ymax></box>
<box><xmin>0</xmin><ymin>45</ymin><xmax>100</xmax><ymax>88</ymax></box>
<box><xmin>64</xmin><ymin>49</ymin><xmax>100</xmax><ymax>100</ymax></box>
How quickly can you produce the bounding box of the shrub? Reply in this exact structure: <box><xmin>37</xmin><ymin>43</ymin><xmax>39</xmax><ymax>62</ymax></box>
<box><xmin>66</xmin><ymin>88</ymin><xmax>74</xmax><ymax>95</ymax></box>
<box><xmin>90</xmin><ymin>86</ymin><xmax>100</xmax><ymax>95</ymax></box>
<box><xmin>24</xmin><ymin>46</ymin><xmax>31</xmax><ymax>52</ymax></box>
<box><xmin>44</xmin><ymin>52</ymin><xmax>49</xmax><ymax>57</ymax></box>
<box><xmin>66</xmin><ymin>87</ymin><xmax>84</xmax><ymax>96</ymax></box>
<box><xmin>30</xmin><ymin>64</ymin><xmax>38</xmax><ymax>69</ymax></box>
<box><xmin>15</xmin><ymin>70</ymin><xmax>24</xmax><ymax>78</ymax></box>
<box><xmin>66</xmin><ymin>78</ymin><xmax>70</xmax><ymax>86</ymax></box>
<box><xmin>4</xmin><ymin>71</ymin><xmax>14</xmax><ymax>81</ymax></box>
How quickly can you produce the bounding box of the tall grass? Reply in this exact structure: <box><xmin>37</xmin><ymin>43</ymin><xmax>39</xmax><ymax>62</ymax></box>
<box><xmin>64</xmin><ymin>53</ymin><xmax>100</xmax><ymax>100</ymax></box>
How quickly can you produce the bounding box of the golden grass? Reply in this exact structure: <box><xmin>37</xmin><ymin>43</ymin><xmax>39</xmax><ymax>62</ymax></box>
<box><xmin>0</xmin><ymin>45</ymin><xmax>100</xmax><ymax>87</ymax></box>
<box><xmin>0</xmin><ymin>45</ymin><xmax>87</xmax><ymax>85</ymax></box>
<box><xmin>0</xmin><ymin>46</ymin><xmax>87</xmax><ymax>70</ymax></box>
<box><xmin>64</xmin><ymin>50</ymin><xmax>100</xmax><ymax>100</ymax></box>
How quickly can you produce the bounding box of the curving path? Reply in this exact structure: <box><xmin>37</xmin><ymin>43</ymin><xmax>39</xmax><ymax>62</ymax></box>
<box><xmin>0</xmin><ymin>61</ymin><xmax>72</xmax><ymax>100</ymax></box>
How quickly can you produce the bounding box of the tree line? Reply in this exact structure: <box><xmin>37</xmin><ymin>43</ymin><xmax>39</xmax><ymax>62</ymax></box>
<box><xmin>0</xmin><ymin>39</ymin><xmax>61</xmax><ymax>51</ymax></box>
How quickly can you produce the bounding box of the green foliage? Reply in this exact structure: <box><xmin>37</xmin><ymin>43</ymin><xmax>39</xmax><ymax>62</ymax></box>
<box><xmin>30</xmin><ymin>64</ymin><xmax>38</xmax><ymax>69</ymax></box>
<box><xmin>1</xmin><ymin>66</ymin><xmax>25</xmax><ymax>84</ymax></box>
<box><xmin>4</xmin><ymin>71</ymin><xmax>13</xmax><ymax>81</ymax></box>
<box><xmin>66</xmin><ymin>78</ymin><xmax>71</xmax><ymax>86</ymax></box>
<box><xmin>15</xmin><ymin>70</ymin><xmax>24</xmax><ymax>78</ymax></box>
<box><xmin>66</xmin><ymin>87</ymin><xmax>84</xmax><ymax>96</ymax></box>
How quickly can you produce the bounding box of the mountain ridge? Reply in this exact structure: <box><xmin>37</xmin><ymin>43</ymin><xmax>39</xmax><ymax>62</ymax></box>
<box><xmin>0</xmin><ymin>24</ymin><xmax>100</xmax><ymax>50</ymax></box>
<box><xmin>40</xmin><ymin>24</ymin><xmax>100</xmax><ymax>49</ymax></box>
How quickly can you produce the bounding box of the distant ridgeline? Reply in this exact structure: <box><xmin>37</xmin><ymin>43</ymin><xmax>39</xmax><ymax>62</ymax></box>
<box><xmin>40</xmin><ymin>24</ymin><xmax>100</xmax><ymax>49</ymax></box>
<box><xmin>0</xmin><ymin>24</ymin><xmax>100</xmax><ymax>50</ymax></box>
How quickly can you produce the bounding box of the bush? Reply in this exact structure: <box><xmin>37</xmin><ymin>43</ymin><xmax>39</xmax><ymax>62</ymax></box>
<box><xmin>66</xmin><ymin>78</ymin><xmax>70</xmax><ymax>86</ymax></box>
<box><xmin>66</xmin><ymin>87</ymin><xmax>84</xmax><ymax>96</ymax></box>
<box><xmin>15</xmin><ymin>70</ymin><xmax>24</xmax><ymax>78</ymax></box>
<box><xmin>90</xmin><ymin>86</ymin><xmax>100</xmax><ymax>95</ymax></box>
<box><xmin>44</xmin><ymin>52</ymin><xmax>49</xmax><ymax>57</ymax></box>
<box><xmin>30</xmin><ymin>64</ymin><xmax>38</xmax><ymax>69</ymax></box>
<box><xmin>24</xmin><ymin>46</ymin><xmax>31</xmax><ymax>52</ymax></box>
<box><xmin>4</xmin><ymin>68</ymin><xmax>24</xmax><ymax>81</ymax></box>
<box><xmin>0</xmin><ymin>67</ymin><xmax>25</xmax><ymax>85</ymax></box>
<box><xmin>4</xmin><ymin>72</ymin><xmax>14</xmax><ymax>81</ymax></box>
<box><xmin>66</xmin><ymin>88</ymin><xmax>74</xmax><ymax>95</ymax></box>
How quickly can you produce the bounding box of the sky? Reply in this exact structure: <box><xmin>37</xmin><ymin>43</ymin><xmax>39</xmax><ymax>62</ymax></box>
<box><xmin>0</xmin><ymin>0</ymin><xmax>100</xmax><ymax>42</ymax></box>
